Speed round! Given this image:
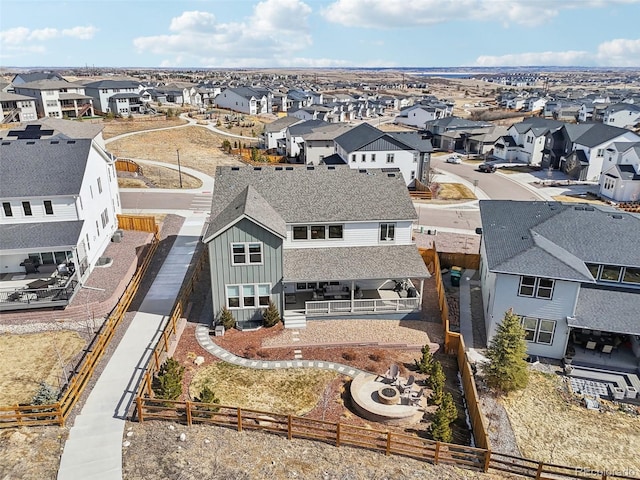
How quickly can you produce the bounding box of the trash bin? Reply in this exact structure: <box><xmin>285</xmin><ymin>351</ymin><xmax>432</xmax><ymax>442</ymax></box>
<box><xmin>450</xmin><ymin>266</ymin><xmax>462</xmax><ymax>286</ymax></box>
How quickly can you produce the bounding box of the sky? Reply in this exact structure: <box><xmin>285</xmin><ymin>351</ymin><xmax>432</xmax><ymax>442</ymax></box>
<box><xmin>1</xmin><ymin>0</ymin><xmax>640</xmax><ymax>69</ymax></box>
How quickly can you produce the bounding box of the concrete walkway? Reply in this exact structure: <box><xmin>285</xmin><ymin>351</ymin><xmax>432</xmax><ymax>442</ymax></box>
<box><xmin>459</xmin><ymin>269</ymin><xmax>475</xmax><ymax>349</ymax></box>
<box><xmin>194</xmin><ymin>324</ymin><xmax>367</xmax><ymax>378</ymax></box>
<box><xmin>57</xmin><ymin>213</ymin><xmax>207</xmax><ymax>480</ymax></box>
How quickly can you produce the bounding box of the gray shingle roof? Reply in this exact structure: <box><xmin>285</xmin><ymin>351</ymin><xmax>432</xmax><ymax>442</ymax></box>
<box><xmin>1</xmin><ymin>220</ymin><xmax>84</xmax><ymax>250</ymax></box>
<box><xmin>83</xmin><ymin>79</ymin><xmax>141</xmax><ymax>89</ymax></box>
<box><xmin>204</xmin><ymin>165</ymin><xmax>418</xmax><ymax>240</ymax></box>
<box><xmin>263</xmin><ymin>116</ymin><xmax>300</xmax><ymax>133</ymax></box>
<box><xmin>570</xmin><ymin>123</ymin><xmax>640</xmax><ymax>148</ymax></box>
<box><xmin>387</xmin><ymin>131</ymin><xmax>433</xmax><ymax>153</ymax></box>
<box><xmin>572</xmin><ymin>285</ymin><xmax>640</xmax><ymax>335</ymax></box>
<box><xmin>0</xmin><ymin>118</ymin><xmax>103</xmax><ymax>140</ymax></box>
<box><xmin>283</xmin><ymin>245</ymin><xmax>430</xmax><ymax>282</ymax></box>
<box><xmin>479</xmin><ymin>200</ymin><xmax>640</xmax><ymax>280</ymax></box>
<box><xmin>288</xmin><ymin>119</ymin><xmax>327</xmax><ymax>136</ymax></box>
<box><xmin>0</xmin><ymin>138</ymin><xmax>91</xmax><ymax>197</ymax></box>
<box><xmin>204</xmin><ymin>185</ymin><xmax>286</xmax><ymax>241</ymax></box>
<box><xmin>334</xmin><ymin>123</ymin><xmax>384</xmax><ymax>152</ymax></box>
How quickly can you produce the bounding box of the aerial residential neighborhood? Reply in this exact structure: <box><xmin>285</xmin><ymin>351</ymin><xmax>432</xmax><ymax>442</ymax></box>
<box><xmin>2</xmin><ymin>1</ymin><xmax>640</xmax><ymax>478</ymax></box>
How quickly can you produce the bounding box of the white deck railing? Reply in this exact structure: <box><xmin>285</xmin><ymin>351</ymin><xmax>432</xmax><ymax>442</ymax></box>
<box><xmin>305</xmin><ymin>297</ymin><xmax>420</xmax><ymax>316</ymax></box>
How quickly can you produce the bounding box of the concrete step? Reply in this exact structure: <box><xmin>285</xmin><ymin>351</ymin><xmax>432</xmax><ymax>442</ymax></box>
<box><xmin>283</xmin><ymin>314</ymin><xmax>306</xmax><ymax>329</ymax></box>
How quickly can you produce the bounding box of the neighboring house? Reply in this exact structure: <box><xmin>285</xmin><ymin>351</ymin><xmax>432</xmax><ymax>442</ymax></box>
<box><xmin>214</xmin><ymin>87</ymin><xmax>272</xmax><ymax>115</ymax></box>
<box><xmin>394</xmin><ymin>101</ymin><xmax>451</xmax><ymax>129</ymax></box>
<box><xmin>301</xmin><ymin>123</ymin><xmax>352</xmax><ymax>165</ymax></box>
<box><xmin>479</xmin><ymin>200</ymin><xmax>640</xmax><ymax>365</ymax></box>
<box><xmin>108</xmin><ymin>93</ymin><xmax>144</xmax><ymax>116</ymax></box>
<box><xmin>83</xmin><ymin>80</ymin><xmax>141</xmax><ymax>115</ymax></box>
<box><xmin>0</xmin><ymin>92</ymin><xmax>38</xmax><ymax>123</ymax></box>
<box><xmin>13</xmin><ymin>80</ymin><xmax>94</xmax><ymax>119</ymax></box>
<box><xmin>203</xmin><ymin>165</ymin><xmax>430</xmax><ymax>330</ymax></box>
<box><xmin>0</xmin><ymin>119</ymin><xmax>121</xmax><ymax>311</ymax></box>
<box><xmin>465</xmin><ymin>126</ymin><xmax>508</xmax><ymax>156</ymax></box>
<box><xmin>11</xmin><ymin>71</ymin><xmax>65</xmax><ymax>86</ymax></box>
<box><xmin>492</xmin><ymin>118</ymin><xmax>563</xmax><ymax>166</ymax></box>
<box><xmin>333</xmin><ymin>123</ymin><xmax>433</xmax><ymax>186</ymax></box>
<box><xmin>424</xmin><ymin>117</ymin><xmax>493</xmax><ymax>151</ymax></box>
<box><xmin>288</xmin><ymin>105</ymin><xmax>332</xmax><ymax>122</ymax></box>
<box><xmin>599</xmin><ymin>142</ymin><xmax>640</xmax><ymax>202</ymax></box>
<box><xmin>285</xmin><ymin>119</ymin><xmax>328</xmax><ymax>159</ymax></box>
<box><xmin>603</xmin><ymin>103</ymin><xmax>640</xmax><ymax>129</ymax></box>
<box><xmin>260</xmin><ymin>116</ymin><xmax>301</xmax><ymax>151</ymax></box>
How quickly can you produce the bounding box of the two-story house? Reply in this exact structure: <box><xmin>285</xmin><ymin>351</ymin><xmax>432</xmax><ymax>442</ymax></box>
<box><xmin>260</xmin><ymin>116</ymin><xmax>302</xmax><ymax>152</ymax></box>
<box><xmin>214</xmin><ymin>87</ymin><xmax>272</xmax><ymax>115</ymax></box>
<box><xmin>479</xmin><ymin>200</ymin><xmax>640</xmax><ymax>369</ymax></box>
<box><xmin>203</xmin><ymin>165</ymin><xmax>430</xmax><ymax>330</ymax></box>
<box><xmin>13</xmin><ymin>79</ymin><xmax>94</xmax><ymax>119</ymax></box>
<box><xmin>0</xmin><ymin>119</ymin><xmax>121</xmax><ymax>311</ymax></box>
<box><xmin>333</xmin><ymin>123</ymin><xmax>432</xmax><ymax>186</ymax></box>
<box><xmin>603</xmin><ymin>103</ymin><xmax>640</xmax><ymax>129</ymax></box>
<box><xmin>492</xmin><ymin>118</ymin><xmax>563</xmax><ymax>166</ymax></box>
<box><xmin>83</xmin><ymin>80</ymin><xmax>142</xmax><ymax>115</ymax></box>
<box><xmin>0</xmin><ymin>92</ymin><xmax>38</xmax><ymax>123</ymax></box>
<box><xmin>599</xmin><ymin>142</ymin><xmax>640</xmax><ymax>202</ymax></box>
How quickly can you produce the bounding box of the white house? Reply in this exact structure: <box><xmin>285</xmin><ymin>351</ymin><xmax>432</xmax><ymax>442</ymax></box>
<box><xmin>214</xmin><ymin>87</ymin><xmax>272</xmax><ymax>115</ymax></box>
<box><xmin>334</xmin><ymin>123</ymin><xmax>433</xmax><ymax>186</ymax></box>
<box><xmin>603</xmin><ymin>103</ymin><xmax>640</xmax><ymax>129</ymax></box>
<box><xmin>492</xmin><ymin>118</ymin><xmax>563</xmax><ymax>166</ymax></box>
<box><xmin>301</xmin><ymin>123</ymin><xmax>352</xmax><ymax>165</ymax></box>
<box><xmin>479</xmin><ymin>200</ymin><xmax>640</xmax><ymax>367</ymax></box>
<box><xmin>260</xmin><ymin>116</ymin><xmax>301</xmax><ymax>151</ymax></box>
<box><xmin>83</xmin><ymin>80</ymin><xmax>141</xmax><ymax>115</ymax></box>
<box><xmin>599</xmin><ymin>142</ymin><xmax>640</xmax><ymax>202</ymax></box>
<box><xmin>202</xmin><ymin>165</ymin><xmax>430</xmax><ymax>329</ymax></box>
<box><xmin>13</xmin><ymin>79</ymin><xmax>94</xmax><ymax>119</ymax></box>
<box><xmin>0</xmin><ymin>119</ymin><xmax>121</xmax><ymax>310</ymax></box>
<box><xmin>0</xmin><ymin>92</ymin><xmax>38</xmax><ymax>123</ymax></box>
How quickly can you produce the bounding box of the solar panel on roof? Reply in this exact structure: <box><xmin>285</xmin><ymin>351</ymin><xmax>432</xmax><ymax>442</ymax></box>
<box><xmin>7</xmin><ymin>124</ymin><xmax>55</xmax><ymax>139</ymax></box>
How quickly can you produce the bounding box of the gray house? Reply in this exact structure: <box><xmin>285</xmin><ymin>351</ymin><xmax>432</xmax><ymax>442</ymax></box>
<box><xmin>203</xmin><ymin>165</ymin><xmax>431</xmax><ymax>330</ymax></box>
<box><xmin>479</xmin><ymin>200</ymin><xmax>640</xmax><ymax>370</ymax></box>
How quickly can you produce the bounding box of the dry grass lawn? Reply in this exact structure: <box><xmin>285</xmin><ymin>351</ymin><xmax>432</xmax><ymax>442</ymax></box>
<box><xmin>552</xmin><ymin>194</ymin><xmax>608</xmax><ymax>205</ymax></box>
<box><xmin>499</xmin><ymin>165</ymin><xmax>538</xmax><ymax>174</ymax></box>
<box><xmin>101</xmin><ymin>117</ymin><xmax>188</xmax><ymax>139</ymax></box>
<box><xmin>189</xmin><ymin>363</ymin><xmax>337</xmax><ymax>416</ymax></box>
<box><xmin>437</xmin><ymin>183</ymin><xmax>476</xmax><ymax>200</ymax></box>
<box><xmin>501</xmin><ymin>372</ymin><xmax>640</xmax><ymax>472</ymax></box>
<box><xmin>0</xmin><ymin>331</ymin><xmax>85</xmax><ymax>405</ymax></box>
<box><xmin>108</xmin><ymin>126</ymin><xmax>242</xmax><ymax>179</ymax></box>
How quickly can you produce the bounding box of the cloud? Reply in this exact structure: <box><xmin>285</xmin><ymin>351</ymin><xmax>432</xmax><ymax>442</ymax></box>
<box><xmin>322</xmin><ymin>0</ymin><xmax>640</xmax><ymax>28</ymax></box>
<box><xmin>0</xmin><ymin>25</ymin><xmax>97</xmax><ymax>55</ymax></box>
<box><xmin>475</xmin><ymin>38</ymin><xmax>640</xmax><ymax>66</ymax></box>
<box><xmin>133</xmin><ymin>0</ymin><xmax>319</xmax><ymax>67</ymax></box>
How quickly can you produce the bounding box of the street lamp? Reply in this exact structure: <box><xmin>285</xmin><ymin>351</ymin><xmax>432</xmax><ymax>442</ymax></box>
<box><xmin>176</xmin><ymin>149</ymin><xmax>183</xmax><ymax>188</ymax></box>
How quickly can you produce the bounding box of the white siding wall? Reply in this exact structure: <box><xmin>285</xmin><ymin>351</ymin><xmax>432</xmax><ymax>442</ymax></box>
<box><xmin>304</xmin><ymin>140</ymin><xmax>336</xmax><ymax>165</ymax></box>
<box><xmin>486</xmin><ymin>273</ymin><xmax>577</xmax><ymax>359</ymax></box>
<box><xmin>347</xmin><ymin>150</ymin><xmax>417</xmax><ymax>186</ymax></box>
<box><xmin>0</xmin><ymin>197</ymin><xmax>77</xmax><ymax>224</ymax></box>
<box><xmin>214</xmin><ymin>90</ymin><xmax>252</xmax><ymax>114</ymax></box>
<box><xmin>283</xmin><ymin>220</ymin><xmax>414</xmax><ymax>249</ymax></box>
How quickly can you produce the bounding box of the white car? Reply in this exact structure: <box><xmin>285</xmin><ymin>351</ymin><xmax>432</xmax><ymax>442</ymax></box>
<box><xmin>446</xmin><ymin>155</ymin><xmax>462</xmax><ymax>164</ymax></box>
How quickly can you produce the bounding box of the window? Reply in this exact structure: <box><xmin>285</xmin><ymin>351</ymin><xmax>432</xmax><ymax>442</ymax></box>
<box><xmin>411</xmin><ymin>171</ymin><xmax>416</xmax><ymax>180</ymax></box>
<box><xmin>371</xmin><ymin>154</ymin><xmax>376</xmax><ymax>162</ymax></box>
<box><xmin>310</xmin><ymin>225</ymin><xmax>325</xmax><ymax>239</ymax></box>
<box><xmin>386</xmin><ymin>153</ymin><xmax>394</xmax><ymax>163</ymax></box>
<box><xmin>44</xmin><ymin>200</ymin><xmax>53</xmax><ymax>215</ymax></box>
<box><xmin>231</xmin><ymin>242</ymin><xmax>263</xmax><ymax>265</ymax></box>
<box><xmin>413</xmin><ymin>153</ymin><xmax>418</xmax><ymax>163</ymax></box>
<box><xmin>361</xmin><ymin>154</ymin><xmax>366</xmax><ymax>162</ymax></box>
<box><xmin>2</xmin><ymin>202</ymin><xmax>12</xmax><ymax>217</ymax></box>
<box><xmin>586</xmin><ymin>263</ymin><xmax>600</xmax><ymax>279</ymax></box>
<box><xmin>226</xmin><ymin>283</ymin><xmax>270</xmax><ymax>309</ymax></box>
<box><xmin>328</xmin><ymin>225</ymin><xmax>343</xmax><ymax>239</ymax></box>
<box><xmin>22</xmin><ymin>201</ymin><xmax>32</xmax><ymax>216</ymax></box>
<box><xmin>596</xmin><ymin>149</ymin><xmax>604</xmax><ymax>157</ymax></box>
<box><xmin>379</xmin><ymin>223</ymin><xmax>395</xmax><ymax>242</ymax></box>
<box><xmin>520</xmin><ymin>317</ymin><xmax>556</xmax><ymax>345</ymax></box>
<box><xmin>623</xmin><ymin>267</ymin><xmax>640</xmax><ymax>284</ymax></box>
<box><xmin>351</xmin><ymin>154</ymin><xmax>356</xmax><ymax>163</ymax></box>
<box><xmin>522</xmin><ymin>317</ymin><xmax>537</xmax><ymax>341</ymax></box>
<box><xmin>518</xmin><ymin>276</ymin><xmax>554</xmax><ymax>299</ymax></box>
<box><xmin>100</xmin><ymin>208</ymin><xmax>109</xmax><ymax>228</ymax></box>
<box><xmin>293</xmin><ymin>226</ymin><xmax>308</xmax><ymax>240</ymax></box>
<box><xmin>293</xmin><ymin>225</ymin><xmax>343</xmax><ymax>241</ymax></box>
<box><xmin>600</xmin><ymin>265</ymin><xmax>622</xmax><ymax>282</ymax></box>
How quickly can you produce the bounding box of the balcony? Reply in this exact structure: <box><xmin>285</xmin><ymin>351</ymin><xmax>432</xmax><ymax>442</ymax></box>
<box><xmin>0</xmin><ymin>267</ymin><xmax>80</xmax><ymax>311</ymax></box>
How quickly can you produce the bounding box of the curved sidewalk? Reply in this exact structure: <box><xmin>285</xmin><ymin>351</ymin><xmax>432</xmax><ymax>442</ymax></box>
<box><xmin>194</xmin><ymin>324</ymin><xmax>366</xmax><ymax>378</ymax></box>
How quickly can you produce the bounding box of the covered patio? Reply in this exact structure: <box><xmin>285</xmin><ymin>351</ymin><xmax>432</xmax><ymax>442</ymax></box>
<box><xmin>565</xmin><ymin>285</ymin><xmax>640</xmax><ymax>373</ymax></box>
<box><xmin>282</xmin><ymin>245</ymin><xmax>430</xmax><ymax>325</ymax></box>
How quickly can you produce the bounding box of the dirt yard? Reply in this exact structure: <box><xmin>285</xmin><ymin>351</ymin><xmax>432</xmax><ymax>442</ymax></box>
<box><xmin>0</xmin><ymin>331</ymin><xmax>86</xmax><ymax>405</ymax></box>
<box><xmin>501</xmin><ymin>372</ymin><xmax>640</xmax><ymax>473</ymax></box>
<box><xmin>0</xmin><ymin>426</ymin><xmax>67</xmax><ymax>480</ymax></box>
<box><xmin>101</xmin><ymin>117</ymin><xmax>188</xmax><ymax>140</ymax></box>
<box><xmin>436</xmin><ymin>183</ymin><xmax>476</xmax><ymax>200</ymax></box>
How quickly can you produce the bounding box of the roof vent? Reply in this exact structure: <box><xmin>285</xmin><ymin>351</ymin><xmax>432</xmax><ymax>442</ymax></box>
<box><xmin>387</xmin><ymin>173</ymin><xmax>396</xmax><ymax>177</ymax></box>
<box><xmin>584</xmin><ymin>206</ymin><xmax>595</xmax><ymax>211</ymax></box>
<box><xmin>51</xmin><ymin>140</ymin><xmax>59</xmax><ymax>144</ymax></box>
<box><xmin>328</xmin><ymin>166</ymin><xmax>335</xmax><ymax>170</ymax></box>
<box><xmin>231</xmin><ymin>166</ymin><xmax>240</xmax><ymax>171</ymax></box>
<box><xmin>26</xmin><ymin>141</ymin><xmax>35</xmax><ymax>145</ymax></box>
<box><xmin>1</xmin><ymin>141</ymin><xmax>9</xmax><ymax>146</ymax></box>
<box><xmin>306</xmin><ymin>166</ymin><xmax>314</xmax><ymax>170</ymax></box>
<box><xmin>521</xmin><ymin>235</ymin><xmax>529</xmax><ymax>240</ymax></box>
<box><xmin>66</xmin><ymin>140</ymin><xmax>76</xmax><ymax>144</ymax></box>
<box><xmin>574</xmin><ymin>206</ymin><xmax>585</xmax><ymax>211</ymax></box>
<box><xmin>358</xmin><ymin>169</ymin><xmax>367</xmax><ymax>173</ymax></box>
<box><xmin>253</xmin><ymin>167</ymin><xmax>262</xmax><ymax>171</ymax></box>
<box><xmin>612</xmin><ymin>214</ymin><xmax>623</xmax><ymax>219</ymax></box>
<box><xmin>275</xmin><ymin>166</ymin><xmax>283</xmax><ymax>171</ymax></box>
<box><xmin>285</xmin><ymin>167</ymin><xmax>294</xmax><ymax>171</ymax></box>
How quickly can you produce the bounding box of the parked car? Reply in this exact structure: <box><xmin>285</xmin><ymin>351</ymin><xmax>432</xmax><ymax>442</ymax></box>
<box><xmin>478</xmin><ymin>163</ymin><xmax>497</xmax><ymax>173</ymax></box>
<box><xmin>446</xmin><ymin>155</ymin><xmax>462</xmax><ymax>164</ymax></box>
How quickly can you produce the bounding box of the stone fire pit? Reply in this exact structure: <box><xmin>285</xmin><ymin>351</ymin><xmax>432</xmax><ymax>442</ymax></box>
<box><xmin>377</xmin><ymin>386</ymin><xmax>400</xmax><ymax>405</ymax></box>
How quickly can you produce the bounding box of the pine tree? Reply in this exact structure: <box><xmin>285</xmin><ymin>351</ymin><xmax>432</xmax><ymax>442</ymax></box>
<box><xmin>429</xmin><ymin>406</ymin><xmax>453</xmax><ymax>443</ymax></box>
<box><xmin>428</xmin><ymin>361</ymin><xmax>446</xmax><ymax>406</ymax></box>
<box><xmin>153</xmin><ymin>357</ymin><xmax>184</xmax><ymax>401</ymax></box>
<box><xmin>194</xmin><ymin>385</ymin><xmax>221</xmax><ymax>413</ymax></box>
<box><xmin>484</xmin><ymin>309</ymin><xmax>530</xmax><ymax>393</ymax></box>
<box><xmin>441</xmin><ymin>392</ymin><xmax>458</xmax><ymax>423</ymax></box>
<box><xmin>219</xmin><ymin>307</ymin><xmax>236</xmax><ymax>330</ymax></box>
<box><xmin>415</xmin><ymin>344</ymin><xmax>434</xmax><ymax>375</ymax></box>
<box><xmin>32</xmin><ymin>382</ymin><xmax>58</xmax><ymax>405</ymax></box>
<box><xmin>262</xmin><ymin>300</ymin><xmax>281</xmax><ymax>328</ymax></box>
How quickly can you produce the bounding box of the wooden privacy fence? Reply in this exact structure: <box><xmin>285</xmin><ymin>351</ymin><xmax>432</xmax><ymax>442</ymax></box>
<box><xmin>136</xmin><ymin>249</ymin><xmax>208</xmax><ymax>400</ymax></box>
<box><xmin>0</xmin><ymin>220</ymin><xmax>160</xmax><ymax>429</ymax></box>
<box><xmin>438</xmin><ymin>252</ymin><xmax>481</xmax><ymax>270</ymax></box>
<box><xmin>117</xmin><ymin>214</ymin><xmax>158</xmax><ymax>233</ymax></box>
<box><xmin>115</xmin><ymin>158</ymin><xmax>143</xmax><ymax>175</ymax></box>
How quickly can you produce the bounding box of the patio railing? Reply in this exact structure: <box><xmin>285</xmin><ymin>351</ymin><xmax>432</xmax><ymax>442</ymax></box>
<box><xmin>0</xmin><ymin>275</ymin><xmax>79</xmax><ymax>311</ymax></box>
<box><xmin>305</xmin><ymin>297</ymin><xmax>420</xmax><ymax>316</ymax></box>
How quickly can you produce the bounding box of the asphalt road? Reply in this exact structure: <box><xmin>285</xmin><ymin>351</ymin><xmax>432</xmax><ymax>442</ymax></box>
<box><xmin>432</xmin><ymin>156</ymin><xmax>547</xmax><ymax>201</ymax></box>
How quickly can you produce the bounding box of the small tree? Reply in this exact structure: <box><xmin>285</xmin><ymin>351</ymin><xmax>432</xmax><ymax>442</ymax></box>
<box><xmin>262</xmin><ymin>300</ymin><xmax>281</xmax><ymax>327</ymax></box>
<box><xmin>484</xmin><ymin>309</ymin><xmax>530</xmax><ymax>393</ymax></box>
<box><xmin>441</xmin><ymin>392</ymin><xmax>458</xmax><ymax>423</ymax></box>
<box><xmin>32</xmin><ymin>382</ymin><xmax>58</xmax><ymax>405</ymax></box>
<box><xmin>415</xmin><ymin>344</ymin><xmax>434</xmax><ymax>375</ymax></box>
<box><xmin>152</xmin><ymin>357</ymin><xmax>184</xmax><ymax>401</ymax></box>
<box><xmin>428</xmin><ymin>361</ymin><xmax>446</xmax><ymax>406</ymax></box>
<box><xmin>429</xmin><ymin>406</ymin><xmax>453</xmax><ymax>443</ymax></box>
<box><xmin>221</xmin><ymin>139</ymin><xmax>232</xmax><ymax>153</ymax></box>
<box><xmin>219</xmin><ymin>307</ymin><xmax>236</xmax><ymax>330</ymax></box>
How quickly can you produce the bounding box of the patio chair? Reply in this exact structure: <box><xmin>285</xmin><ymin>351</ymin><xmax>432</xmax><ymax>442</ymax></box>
<box><xmin>401</xmin><ymin>375</ymin><xmax>415</xmax><ymax>393</ymax></box>
<box><xmin>409</xmin><ymin>388</ymin><xmax>424</xmax><ymax>406</ymax></box>
<box><xmin>585</xmin><ymin>341</ymin><xmax>597</xmax><ymax>352</ymax></box>
<box><xmin>385</xmin><ymin>364</ymin><xmax>399</xmax><ymax>383</ymax></box>
<box><xmin>600</xmin><ymin>345</ymin><xmax>613</xmax><ymax>357</ymax></box>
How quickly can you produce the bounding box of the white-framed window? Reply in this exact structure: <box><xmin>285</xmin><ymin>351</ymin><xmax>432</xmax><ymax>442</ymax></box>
<box><xmin>386</xmin><ymin>153</ymin><xmax>394</xmax><ymax>163</ymax></box>
<box><xmin>44</xmin><ymin>200</ymin><xmax>53</xmax><ymax>215</ymax></box>
<box><xmin>520</xmin><ymin>316</ymin><xmax>556</xmax><ymax>345</ymax></box>
<box><xmin>361</xmin><ymin>154</ymin><xmax>366</xmax><ymax>162</ymax></box>
<box><xmin>596</xmin><ymin>149</ymin><xmax>604</xmax><ymax>157</ymax></box>
<box><xmin>100</xmin><ymin>208</ymin><xmax>109</xmax><ymax>228</ymax></box>
<box><xmin>600</xmin><ymin>264</ymin><xmax>622</xmax><ymax>282</ymax></box>
<box><xmin>518</xmin><ymin>276</ymin><xmax>554</xmax><ymax>299</ymax></box>
<box><xmin>2</xmin><ymin>202</ymin><xmax>12</xmax><ymax>217</ymax></box>
<box><xmin>623</xmin><ymin>267</ymin><xmax>640</xmax><ymax>284</ymax></box>
<box><xmin>351</xmin><ymin>154</ymin><xmax>356</xmax><ymax>163</ymax></box>
<box><xmin>379</xmin><ymin>223</ymin><xmax>396</xmax><ymax>242</ymax></box>
<box><xmin>226</xmin><ymin>283</ymin><xmax>271</xmax><ymax>309</ymax></box>
<box><xmin>411</xmin><ymin>171</ymin><xmax>416</xmax><ymax>180</ymax></box>
<box><xmin>22</xmin><ymin>201</ymin><xmax>32</xmax><ymax>216</ymax></box>
<box><xmin>231</xmin><ymin>242</ymin><xmax>263</xmax><ymax>265</ymax></box>
<box><xmin>292</xmin><ymin>225</ymin><xmax>343</xmax><ymax>241</ymax></box>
